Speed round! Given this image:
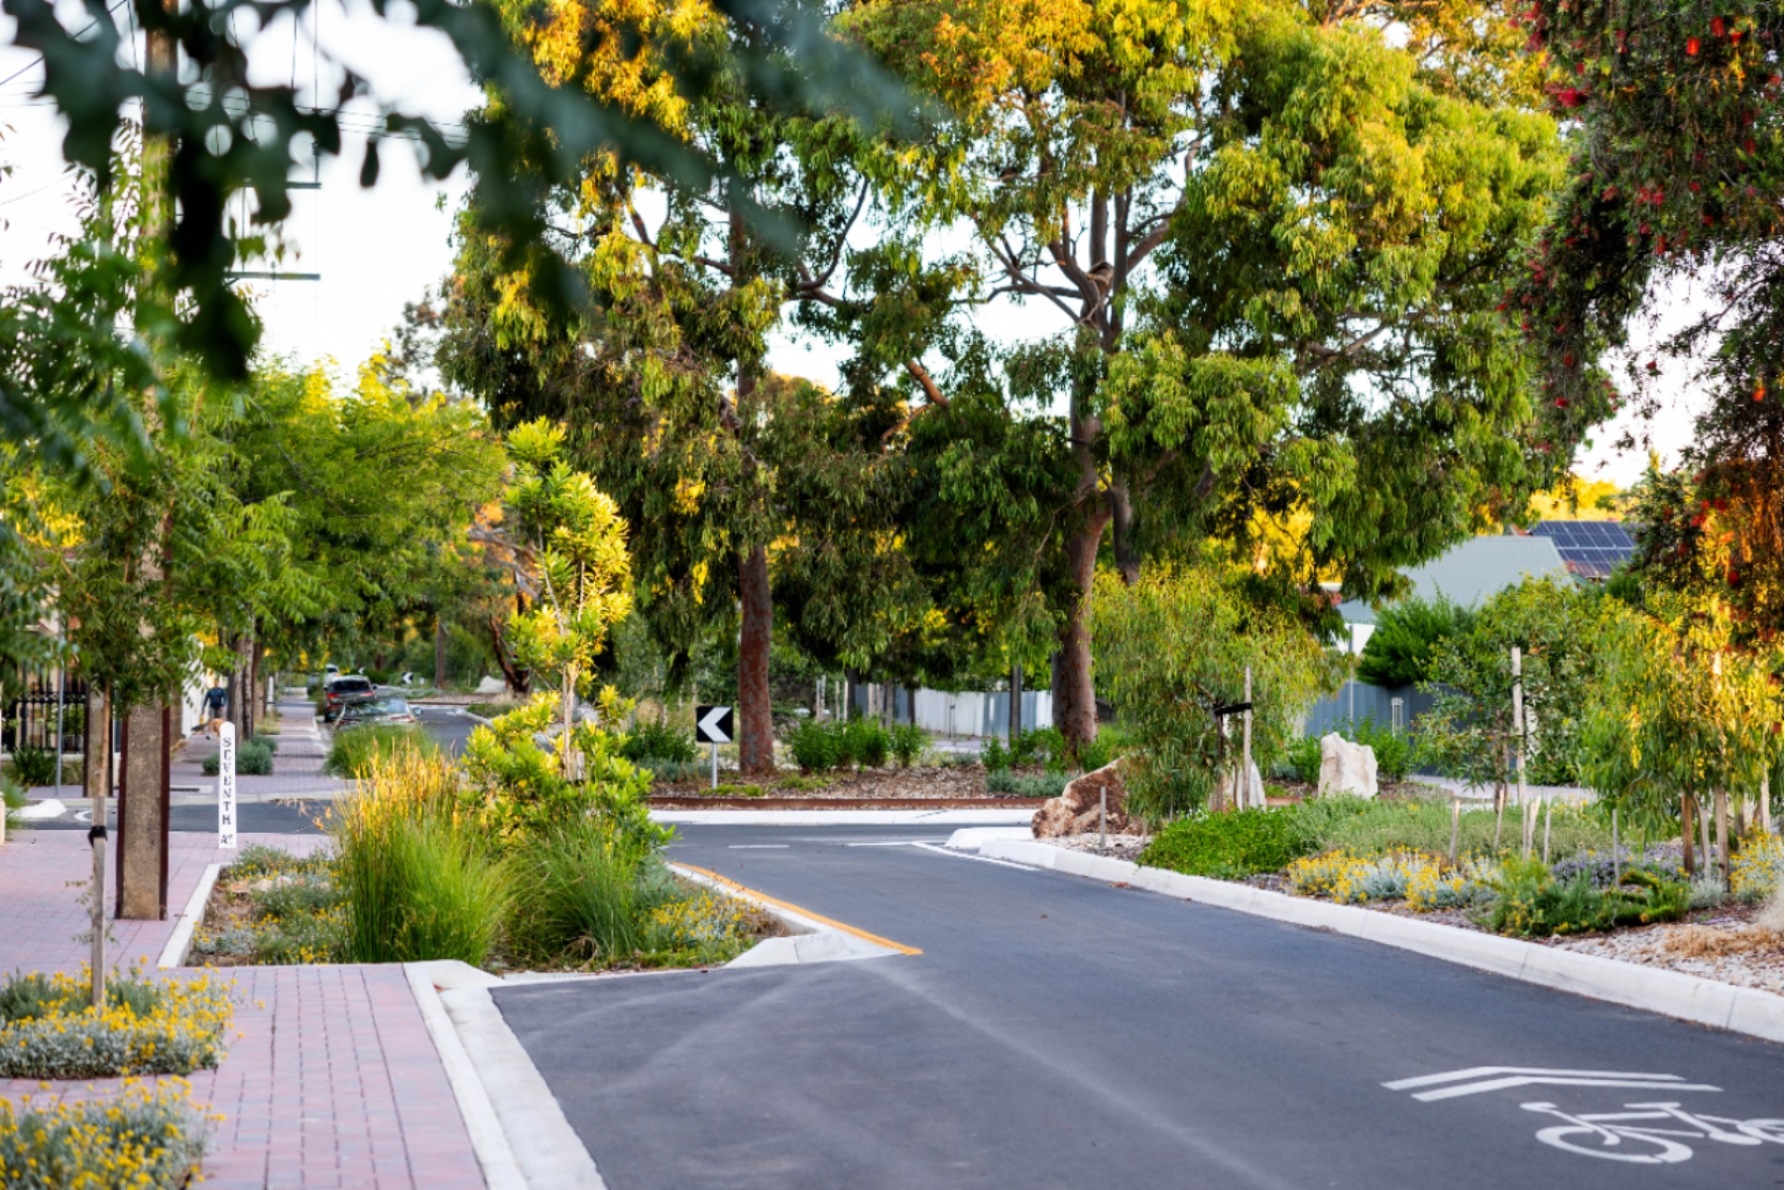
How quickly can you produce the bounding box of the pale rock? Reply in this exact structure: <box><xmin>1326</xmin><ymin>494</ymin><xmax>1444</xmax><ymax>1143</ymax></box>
<box><xmin>1216</xmin><ymin>760</ymin><xmax>1266</xmax><ymax>810</ymax></box>
<box><xmin>1031</xmin><ymin>760</ymin><xmax>1145</xmax><ymax>838</ymax></box>
<box><xmin>1317</xmin><ymin>733</ymin><xmax>1378</xmax><ymax>798</ymax></box>
<box><xmin>474</xmin><ymin>675</ymin><xmax>508</xmax><ymax>695</ymax></box>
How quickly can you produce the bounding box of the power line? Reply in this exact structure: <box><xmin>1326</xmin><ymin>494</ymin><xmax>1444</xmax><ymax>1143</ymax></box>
<box><xmin>0</xmin><ymin>0</ymin><xmax>133</xmax><ymax>91</ymax></box>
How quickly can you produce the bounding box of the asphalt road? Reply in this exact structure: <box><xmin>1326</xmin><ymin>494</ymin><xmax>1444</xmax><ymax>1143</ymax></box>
<box><xmin>496</xmin><ymin>822</ymin><xmax>1783</xmax><ymax>1190</ymax></box>
<box><xmin>27</xmin><ymin>799</ymin><xmax>330</xmax><ymax>834</ymax></box>
<box><xmin>415</xmin><ymin>704</ymin><xmax>479</xmax><ymax>758</ymax></box>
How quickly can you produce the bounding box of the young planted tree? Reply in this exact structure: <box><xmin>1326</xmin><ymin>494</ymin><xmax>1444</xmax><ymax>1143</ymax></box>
<box><xmin>1093</xmin><ymin>562</ymin><xmax>1346</xmax><ymax>822</ymax></box>
<box><xmin>844</xmin><ymin>0</ymin><xmax>1570</xmax><ymax>747</ymax></box>
<box><xmin>496</xmin><ymin>420</ymin><xmax>634</xmax><ymax>763</ymax></box>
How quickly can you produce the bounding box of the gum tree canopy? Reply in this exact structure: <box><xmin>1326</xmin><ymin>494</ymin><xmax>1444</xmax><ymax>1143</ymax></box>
<box><xmin>844</xmin><ymin>0</ymin><xmax>1571</xmax><ymax>745</ymax></box>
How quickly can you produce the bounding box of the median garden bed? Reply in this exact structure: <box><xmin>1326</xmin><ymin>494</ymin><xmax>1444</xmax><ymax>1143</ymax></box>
<box><xmin>1043</xmin><ymin>794</ymin><xmax>1784</xmax><ymax>995</ymax></box>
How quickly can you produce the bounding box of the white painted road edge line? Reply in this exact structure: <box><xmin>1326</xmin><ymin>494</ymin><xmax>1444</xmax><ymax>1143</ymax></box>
<box><xmin>978</xmin><ymin>838</ymin><xmax>1785</xmax><ymax>1043</ymax></box>
<box><xmin>439</xmin><ymin>986</ymin><xmax>608</xmax><ymax>1190</ymax></box>
<box><xmin>404</xmin><ymin>964</ymin><xmax>528</xmax><ymax>1190</ymax></box>
<box><xmin>652</xmin><ymin>809</ymin><xmax>1038</xmax><ymax>826</ymax></box>
<box><xmin>910</xmin><ymin>842</ymin><xmax>1038</xmax><ymax>871</ymax></box>
<box><xmin>158</xmin><ymin>862</ymin><xmax>222</xmax><ymax>969</ymax></box>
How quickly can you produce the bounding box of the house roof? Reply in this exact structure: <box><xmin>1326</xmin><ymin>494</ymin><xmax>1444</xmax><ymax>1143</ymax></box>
<box><xmin>1528</xmin><ymin>519</ymin><xmax>1635</xmax><ymax>581</ymax></box>
<box><xmin>1337</xmin><ymin>534</ymin><xmax>1572</xmax><ymax>624</ymax></box>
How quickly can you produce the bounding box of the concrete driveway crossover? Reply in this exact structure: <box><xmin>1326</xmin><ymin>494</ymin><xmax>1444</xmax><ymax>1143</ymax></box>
<box><xmin>494</xmin><ymin>824</ymin><xmax>1784</xmax><ymax>1190</ymax></box>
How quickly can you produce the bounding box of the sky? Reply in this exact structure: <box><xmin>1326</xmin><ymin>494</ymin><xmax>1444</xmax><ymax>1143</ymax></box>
<box><xmin>0</xmin><ymin>0</ymin><xmax>1700</xmax><ymax>488</ymax></box>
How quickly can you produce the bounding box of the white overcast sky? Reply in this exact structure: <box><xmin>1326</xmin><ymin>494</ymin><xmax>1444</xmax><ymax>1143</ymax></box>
<box><xmin>0</xmin><ymin>0</ymin><xmax>1698</xmax><ymax>487</ymax></box>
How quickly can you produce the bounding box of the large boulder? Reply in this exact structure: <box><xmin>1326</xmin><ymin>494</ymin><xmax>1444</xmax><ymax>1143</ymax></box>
<box><xmin>1317</xmin><ymin>733</ymin><xmax>1378</xmax><ymax>798</ymax></box>
<box><xmin>1031</xmin><ymin>760</ymin><xmax>1146</xmax><ymax>838</ymax></box>
<box><xmin>1216</xmin><ymin>760</ymin><xmax>1265</xmax><ymax>810</ymax></box>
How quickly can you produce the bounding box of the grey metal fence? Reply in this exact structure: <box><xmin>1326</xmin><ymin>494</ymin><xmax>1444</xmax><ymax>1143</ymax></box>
<box><xmin>1300</xmin><ymin>680</ymin><xmax>1437</xmax><ymax>739</ymax></box>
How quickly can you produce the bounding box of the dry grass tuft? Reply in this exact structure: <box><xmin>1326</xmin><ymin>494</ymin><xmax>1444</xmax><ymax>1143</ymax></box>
<box><xmin>1658</xmin><ymin>923</ymin><xmax>1784</xmax><ymax>959</ymax></box>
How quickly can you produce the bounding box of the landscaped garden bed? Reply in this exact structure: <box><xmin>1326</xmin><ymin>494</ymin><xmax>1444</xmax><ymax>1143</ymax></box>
<box><xmin>1038</xmin><ymin>795</ymin><xmax>1783</xmax><ymax>995</ymax></box>
<box><xmin>0</xmin><ymin>1080</ymin><xmax>210</xmax><ymax>1189</ymax></box>
<box><xmin>0</xmin><ymin>967</ymin><xmax>237</xmax><ymax>1079</ymax></box>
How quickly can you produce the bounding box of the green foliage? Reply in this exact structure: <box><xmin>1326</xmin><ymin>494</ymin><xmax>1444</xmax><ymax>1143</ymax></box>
<box><xmin>1486</xmin><ymin>859</ymin><xmax>1689</xmax><ymax>938</ymax></box>
<box><xmin>1419</xmin><ymin>578</ymin><xmax>1604</xmax><ymax>789</ymax></box>
<box><xmin>1094</xmin><ymin>564</ymin><xmax>1347</xmax><ymax>823</ymax></box>
<box><xmin>1</xmin><ymin>778</ymin><xmax>24</xmax><ymax>834</ymax></box>
<box><xmin>1139</xmin><ymin>809</ymin><xmax>1318</xmax><ymax>879</ymax></box>
<box><xmin>784</xmin><ymin>717</ymin><xmax>897</xmax><ymax>772</ymax></box>
<box><xmin>332</xmin><ymin>754</ymin><xmax>510</xmax><ymax>967</ymax></box>
<box><xmin>1357</xmin><ymin>595</ymin><xmax>1476</xmax><ymax>687</ymax></box>
<box><xmin>983</xmin><ymin>770</ymin><xmax>1071</xmax><ymax>798</ymax></box>
<box><xmin>4</xmin><ymin>746</ymin><xmax>55</xmax><ymax>789</ymax></box>
<box><xmin>322</xmin><ymin>726</ymin><xmax>434</xmax><ymax>779</ymax></box>
<box><xmin>1280</xmin><ymin>736</ymin><xmax>1323</xmax><ymax>784</ymax></box>
<box><xmin>460</xmin><ymin>692</ymin><xmax>665</xmax><ymax>850</ymax></box>
<box><xmin>888</xmin><ymin>723</ymin><xmax>929</xmax><ymax>768</ymax></box>
<box><xmin>1732</xmin><ymin>834</ymin><xmax>1783</xmax><ymax>903</ymax></box>
<box><xmin>0</xmin><ymin>966</ymin><xmax>235</xmax><ymax>1079</ymax></box>
<box><xmin>1580</xmin><ymin>593</ymin><xmax>1781</xmax><ymax>832</ymax></box>
<box><xmin>502</xmin><ymin>818</ymin><xmax>661</xmax><ymax>966</ymax></box>
<box><xmin>621</xmin><ymin>719</ymin><xmax>697</xmax><ymax>764</ymax></box>
<box><xmin>1293</xmin><ymin>795</ymin><xmax>1613</xmax><ymax>859</ymax></box>
<box><xmin>640</xmin><ymin>758</ymin><xmax>706</xmax><ymax>784</ymax></box>
<box><xmin>202</xmin><ymin>737</ymin><xmax>275</xmax><ymax>777</ymax></box>
<box><xmin>0</xmin><ymin>1082</ymin><xmax>208</xmax><ymax>1189</ymax></box>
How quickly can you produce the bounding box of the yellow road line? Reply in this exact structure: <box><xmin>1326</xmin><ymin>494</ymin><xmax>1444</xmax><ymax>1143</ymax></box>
<box><xmin>674</xmin><ymin>863</ymin><xmax>923</xmax><ymax>956</ymax></box>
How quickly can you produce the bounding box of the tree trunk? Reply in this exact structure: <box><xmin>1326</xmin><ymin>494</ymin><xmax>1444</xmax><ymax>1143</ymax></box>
<box><xmin>1009</xmin><ymin>663</ymin><xmax>1022</xmax><ymax>742</ymax></box>
<box><xmin>434</xmin><ymin>616</ymin><xmax>448</xmax><ymax>689</ymax></box>
<box><xmin>489</xmin><ymin>617</ymin><xmax>528</xmax><ymax>694</ymax></box>
<box><xmin>1053</xmin><ymin>508</ymin><xmax>1111</xmax><ymax>750</ymax></box>
<box><xmin>737</xmin><ymin>544</ymin><xmax>774</xmax><ymax>776</ymax></box>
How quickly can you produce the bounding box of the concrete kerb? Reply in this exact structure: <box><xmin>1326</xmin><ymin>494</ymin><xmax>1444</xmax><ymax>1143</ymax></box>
<box><xmin>404</xmin><ymin>962</ymin><xmax>528</xmax><ymax>1190</ymax></box>
<box><xmin>438</xmin><ymin>986</ymin><xmax>608</xmax><ymax>1190</ymax></box>
<box><xmin>655</xmin><ymin>808</ymin><xmax>1037</xmax><ymax>826</ymax></box>
<box><xmin>158</xmin><ymin>861</ymin><xmax>223</xmax><ymax>969</ymax></box>
<box><xmin>970</xmin><ymin>837</ymin><xmax>1784</xmax><ymax>1043</ymax></box>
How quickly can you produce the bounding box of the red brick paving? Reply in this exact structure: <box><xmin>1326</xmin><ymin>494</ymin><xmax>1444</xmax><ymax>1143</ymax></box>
<box><xmin>0</xmin><ymin>830</ymin><xmax>486</xmax><ymax>1189</ymax></box>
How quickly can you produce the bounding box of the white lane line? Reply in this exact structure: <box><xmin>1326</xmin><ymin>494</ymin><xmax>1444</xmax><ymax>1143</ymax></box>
<box><xmin>728</xmin><ymin>844</ymin><xmax>790</xmax><ymax>849</ymax></box>
<box><xmin>910</xmin><ymin>842</ymin><xmax>1037</xmax><ymax>871</ymax></box>
<box><xmin>843</xmin><ymin>840</ymin><xmax>952</xmax><ymax>847</ymax></box>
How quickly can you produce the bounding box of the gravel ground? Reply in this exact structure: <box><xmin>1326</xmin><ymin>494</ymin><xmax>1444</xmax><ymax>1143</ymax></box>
<box><xmin>1034</xmin><ymin>835</ymin><xmax>1782</xmax><ymax>996</ymax></box>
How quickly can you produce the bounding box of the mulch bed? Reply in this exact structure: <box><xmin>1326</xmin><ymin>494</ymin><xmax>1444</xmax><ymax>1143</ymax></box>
<box><xmin>649</xmin><ymin>795</ymin><xmax>1048</xmax><ymax>810</ymax></box>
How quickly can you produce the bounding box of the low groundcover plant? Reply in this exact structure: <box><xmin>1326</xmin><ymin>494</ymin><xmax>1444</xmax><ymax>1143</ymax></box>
<box><xmin>0</xmin><ymin>1078</ymin><xmax>210</xmax><ymax>1190</ymax></box>
<box><xmin>0</xmin><ymin>967</ymin><xmax>235</xmax><ymax>1080</ymax></box>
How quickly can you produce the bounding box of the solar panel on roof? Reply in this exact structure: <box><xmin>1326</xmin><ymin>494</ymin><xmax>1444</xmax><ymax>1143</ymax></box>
<box><xmin>1529</xmin><ymin>520</ymin><xmax>1634</xmax><ymax>578</ymax></box>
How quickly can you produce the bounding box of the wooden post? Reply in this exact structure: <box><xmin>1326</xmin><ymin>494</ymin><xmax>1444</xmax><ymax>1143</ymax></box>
<box><xmin>1099</xmin><ymin>788</ymin><xmax>1107</xmax><ymax>850</ymax></box>
<box><xmin>1715</xmin><ymin>786</ymin><xmax>1730</xmax><ymax>892</ymax></box>
<box><xmin>1512</xmin><ymin>646</ymin><xmax>1529</xmax><ymax>858</ymax></box>
<box><xmin>1698</xmin><ymin>790</ymin><xmax>1714</xmax><ymax>882</ymax></box>
<box><xmin>1542</xmin><ymin>798</ymin><xmax>1552</xmax><ymax>864</ymax></box>
<box><xmin>1681</xmin><ymin>793</ymin><xmax>1696</xmax><ymax>876</ymax></box>
<box><xmin>1449</xmin><ymin>797</ymin><xmax>1460</xmax><ymax>866</ymax></box>
<box><xmin>1612</xmin><ymin>808</ymin><xmax>1620</xmax><ymax>887</ymax></box>
<box><xmin>1009</xmin><ymin>663</ymin><xmax>1022</xmax><ymax>744</ymax></box>
<box><xmin>1242</xmin><ymin>666</ymin><xmax>1253</xmax><ymax>810</ymax></box>
<box><xmin>1763</xmin><ymin>766</ymin><xmax>1773</xmax><ymax>835</ymax></box>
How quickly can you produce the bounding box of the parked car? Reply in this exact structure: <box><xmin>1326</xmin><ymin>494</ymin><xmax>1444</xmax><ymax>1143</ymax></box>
<box><xmin>321</xmin><ymin>675</ymin><xmax>376</xmax><ymax>722</ymax></box>
<box><xmin>336</xmin><ymin>697</ymin><xmax>416</xmax><ymax>730</ymax></box>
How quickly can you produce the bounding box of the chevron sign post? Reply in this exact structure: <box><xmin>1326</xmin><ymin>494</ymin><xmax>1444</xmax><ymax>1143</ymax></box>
<box><xmin>696</xmin><ymin>705</ymin><xmax>733</xmax><ymax>789</ymax></box>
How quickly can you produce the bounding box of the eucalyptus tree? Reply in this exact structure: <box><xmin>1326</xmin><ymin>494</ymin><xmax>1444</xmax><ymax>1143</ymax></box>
<box><xmin>843</xmin><ymin>0</ymin><xmax>1571</xmax><ymax>745</ymax></box>
<box><xmin>442</xmin><ymin>0</ymin><xmax>920</xmax><ymax>773</ymax></box>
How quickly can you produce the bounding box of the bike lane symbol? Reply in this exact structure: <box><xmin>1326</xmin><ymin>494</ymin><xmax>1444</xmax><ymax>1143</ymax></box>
<box><xmin>1383</xmin><ymin>1067</ymin><xmax>1785</xmax><ymax>1165</ymax></box>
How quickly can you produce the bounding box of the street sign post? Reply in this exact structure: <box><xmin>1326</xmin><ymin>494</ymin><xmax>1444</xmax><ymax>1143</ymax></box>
<box><xmin>696</xmin><ymin>705</ymin><xmax>734</xmax><ymax>790</ymax></box>
<box><xmin>218</xmin><ymin>721</ymin><xmax>237</xmax><ymax>849</ymax></box>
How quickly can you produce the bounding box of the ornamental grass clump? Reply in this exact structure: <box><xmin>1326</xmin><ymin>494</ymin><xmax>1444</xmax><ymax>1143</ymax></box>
<box><xmin>503</xmin><ymin>817</ymin><xmax>663</xmax><ymax>966</ymax></box>
<box><xmin>323</xmin><ymin>723</ymin><xmax>435</xmax><ymax>778</ymax></box>
<box><xmin>0</xmin><ymin>1079</ymin><xmax>209</xmax><ymax>1189</ymax></box>
<box><xmin>1486</xmin><ymin>857</ymin><xmax>1689</xmax><ymax>938</ymax></box>
<box><xmin>0</xmin><ymin>967</ymin><xmax>234</xmax><ymax>1079</ymax></box>
<box><xmin>332</xmin><ymin>751</ymin><xmax>510</xmax><ymax>966</ymax></box>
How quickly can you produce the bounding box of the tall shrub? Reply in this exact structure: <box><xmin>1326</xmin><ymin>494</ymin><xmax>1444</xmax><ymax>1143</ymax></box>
<box><xmin>1093</xmin><ymin>564</ymin><xmax>1346</xmax><ymax>822</ymax></box>
<box><xmin>332</xmin><ymin>752</ymin><xmax>510</xmax><ymax>965</ymax></box>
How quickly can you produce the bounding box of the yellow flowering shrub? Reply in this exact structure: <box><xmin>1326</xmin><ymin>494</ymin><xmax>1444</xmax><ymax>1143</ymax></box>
<box><xmin>0</xmin><ymin>968</ymin><xmax>235</xmax><ymax>1080</ymax></box>
<box><xmin>645</xmin><ymin>891</ymin><xmax>759</xmax><ymax>952</ymax></box>
<box><xmin>1285</xmin><ymin>849</ymin><xmax>1480</xmax><ymax>910</ymax></box>
<box><xmin>1732</xmin><ymin>832</ymin><xmax>1783</xmax><ymax>901</ymax></box>
<box><xmin>0</xmin><ymin>1078</ymin><xmax>209</xmax><ymax>1189</ymax></box>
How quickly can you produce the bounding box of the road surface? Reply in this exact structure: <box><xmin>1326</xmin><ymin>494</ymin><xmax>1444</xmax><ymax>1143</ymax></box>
<box><xmin>495</xmin><ymin>822</ymin><xmax>1783</xmax><ymax>1190</ymax></box>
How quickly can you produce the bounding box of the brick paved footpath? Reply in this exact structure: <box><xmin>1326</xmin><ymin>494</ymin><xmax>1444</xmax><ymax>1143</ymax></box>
<box><xmin>0</xmin><ymin>829</ymin><xmax>486</xmax><ymax>1190</ymax></box>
